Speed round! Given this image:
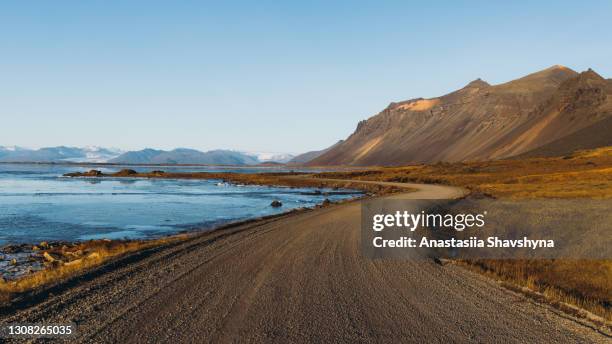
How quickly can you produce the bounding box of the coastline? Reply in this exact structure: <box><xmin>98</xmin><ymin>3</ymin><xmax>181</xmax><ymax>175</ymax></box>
<box><xmin>3</xmin><ymin>155</ymin><xmax>611</xmax><ymax>335</ymax></box>
<box><xmin>0</xmin><ymin>173</ymin><xmax>390</xmax><ymax>303</ymax></box>
<box><xmin>2</xmin><ymin>179</ymin><xmax>607</xmax><ymax>343</ymax></box>
<box><xmin>0</xmin><ymin>204</ymin><xmax>323</xmax><ymax>313</ymax></box>
<box><xmin>61</xmin><ymin>168</ymin><xmax>405</xmax><ymax>195</ymax></box>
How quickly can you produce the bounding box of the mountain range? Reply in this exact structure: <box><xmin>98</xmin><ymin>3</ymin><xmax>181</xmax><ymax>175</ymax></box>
<box><xmin>0</xmin><ymin>146</ymin><xmax>295</xmax><ymax>165</ymax></box>
<box><xmin>0</xmin><ymin>146</ymin><xmax>122</xmax><ymax>163</ymax></box>
<box><xmin>108</xmin><ymin>149</ymin><xmax>262</xmax><ymax>165</ymax></box>
<box><xmin>308</xmin><ymin>65</ymin><xmax>612</xmax><ymax>166</ymax></box>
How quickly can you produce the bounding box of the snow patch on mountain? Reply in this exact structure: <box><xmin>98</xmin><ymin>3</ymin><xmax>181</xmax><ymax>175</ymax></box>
<box><xmin>245</xmin><ymin>152</ymin><xmax>296</xmax><ymax>163</ymax></box>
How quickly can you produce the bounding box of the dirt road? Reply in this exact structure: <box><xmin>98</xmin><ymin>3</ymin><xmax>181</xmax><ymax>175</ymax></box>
<box><xmin>1</xmin><ymin>181</ymin><xmax>606</xmax><ymax>343</ymax></box>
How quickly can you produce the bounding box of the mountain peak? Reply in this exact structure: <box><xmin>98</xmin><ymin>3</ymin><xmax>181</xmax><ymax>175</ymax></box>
<box><xmin>556</xmin><ymin>68</ymin><xmax>608</xmax><ymax>92</ymax></box>
<box><xmin>580</xmin><ymin>68</ymin><xmax>605</xmax><ymax>81</ymax></box>
<box><xmin>526</xmin><ymin>65</ymin><xmax>578</xmax><ymax>79</ymax></box>
<box><xmin>548</xmin><ymin>64</ymin><xmax>571</xmax><ymax>71</ymax></box>
<box><xmin>465</xmin><ymin>78</ymin><xmax>490</xmax><ymax>89</ymax></box>
<box><xmin>495</xmin><ymin>65</ymin><xmax>578</xmax><ymax>93</ymax></box>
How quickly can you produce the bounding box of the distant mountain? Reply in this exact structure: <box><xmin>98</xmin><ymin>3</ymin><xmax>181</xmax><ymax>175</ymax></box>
<box><xmin>109</xmin><ymin>148</ymin><xmax>260</xmax><ymax>165</ymax></box>
<box><xmin>0</xmin><ymin>146</ymin><xmax>297</xmax><ymax>165</ymax></box>
<box><xmin>246</xmin><ymin>152</ymin><xmax>296</xmax><ymax>163</ymax></box>
<box><xmin>0</xmin><ymin>146</ymin><xmax>123</xmax><ymax>163</ymax></box>
<box><xmin>309</xmin><ymin>66</ymin><xmax>612</xmax><ymax>166</ymax></box>
<box><xmin>107</xmin><ymin>148</ymin><xmax>164</xmax><ymax>164</ymax></box>
<box><xmin>289</xmin><ymin>140</ymin><xmax>343</xmax><ymax>164</ymax></box>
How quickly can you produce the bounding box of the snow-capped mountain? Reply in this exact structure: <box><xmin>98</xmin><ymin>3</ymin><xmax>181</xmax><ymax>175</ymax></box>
<box><xmin>0</xmin><ymin>146</ymin><xmax>297</xmax><ymax>165</ymax></box>
<box><xmin>0</xmin><ymin>146</ymin><xmax>123</xmax><ymax>163</ymax></box>
<box><xmin>62</xmin><ymin>146</ymin><xmax>124</xmax><ymax>163</ymax></box>
<box><xmin>245</xmin><ymin>152</ymin><xmax>296</xmax><ymax>163</ymax></box>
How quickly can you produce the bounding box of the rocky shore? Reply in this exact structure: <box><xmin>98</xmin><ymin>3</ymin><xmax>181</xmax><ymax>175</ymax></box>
<box><xmin>0</xmin><ymin>240</ymin><xmax>116</xmax><ymax>281</ymax></box>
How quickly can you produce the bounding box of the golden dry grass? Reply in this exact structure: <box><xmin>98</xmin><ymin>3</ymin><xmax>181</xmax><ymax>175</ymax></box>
<box><xmin>459</xmin><ymin>259</ymin><xmax>612</xmax><ymax>321</ymax></box>
<box><xmin>0</xmin><ymin>236</ymin><xmax>187</xmax><ymax>303</ymax></box>
<box><xmin>309</xmin><ymin>147</ymin><xmax>612</xmax><ymax>199</ymax></box>
<box><xmin>308</xmin><ymin>147</ymin><xmax>612</xmax><ymax>321</ymax></box>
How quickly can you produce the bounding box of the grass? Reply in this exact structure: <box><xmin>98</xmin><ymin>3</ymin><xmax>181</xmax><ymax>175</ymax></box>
<box><xmin>458</xmin><ymin>259</ymin><xmax>612</xmax><ymax>322</ymax></box>
<box><xmin>67</xmin><ymin>169</ymin><xmax>406</xmax><ymax>195</ymax></box>
<box><xmin>308</xmin><ymin>146</ymin><xmax>612</xmax><ymax>199</ymax></box>
<box><xmin>0</xmin><ymin>236</ymin><xmax>187</xmax><ymax>303</ymax></box>
<box><xmin>308</xmin><ymin>146</ymin><xmax>612</xmax><ymax>321</ymax></box>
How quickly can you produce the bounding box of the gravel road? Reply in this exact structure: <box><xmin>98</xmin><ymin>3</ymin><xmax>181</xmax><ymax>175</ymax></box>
<box><xmin>1</xmin><ymin>181</ymin><xmax>607</xmax><ymax>343</ymax></box>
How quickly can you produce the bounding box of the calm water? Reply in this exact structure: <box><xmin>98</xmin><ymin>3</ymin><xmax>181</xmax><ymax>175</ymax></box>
<box><xmin>0</xmin><ymin>164</ymin><xmax>359</xmax><ymax>245</ymax></box>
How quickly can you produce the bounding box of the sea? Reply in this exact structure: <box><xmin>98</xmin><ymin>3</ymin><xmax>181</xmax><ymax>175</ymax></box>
<box><xmin>0</xmin><ymin>163</ymin><xmax>359</xmax><ymax>245</ymax></box>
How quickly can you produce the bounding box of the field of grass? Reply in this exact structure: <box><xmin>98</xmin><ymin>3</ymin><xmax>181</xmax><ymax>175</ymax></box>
<box><xmin>309</xmin><ymin>146</ymin><xmax>612</xmax><ymax>321</ymax></box>
<box><xmin>309</xmin><ymin>146</ymin><xmax>612</xmax><ymax>199</ymax></box>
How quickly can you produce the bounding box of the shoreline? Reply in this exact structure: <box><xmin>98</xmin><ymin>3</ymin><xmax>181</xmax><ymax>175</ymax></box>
<box><xmin>2</xmin><ymin>176</ymin><xmax>610</xmax><ymax>337</ymax></box>
<box><xmin>0</xmin><ymin>173</ymin><xmax>389</xmax><ymax>303</ymax></box>
<box><xmin>2</xmin><ymin>179</ymin><xmax>607</xmax><ymax>342</ymax></box>
<box><xmin>62</xmin><ymin>168</ymin><xmax>406</xmax><ymax>195</ymax></box>
<box><xmin>0</xmin><ymin>203</ymin><xmax>328</xmax><ymax>313</ymax></box>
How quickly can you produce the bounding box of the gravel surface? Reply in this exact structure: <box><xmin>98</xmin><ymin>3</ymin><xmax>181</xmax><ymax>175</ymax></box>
<box><xmin>0</xmin><ymin>181</ymin><xmax>607</xmax><ymax>343</ymax></box>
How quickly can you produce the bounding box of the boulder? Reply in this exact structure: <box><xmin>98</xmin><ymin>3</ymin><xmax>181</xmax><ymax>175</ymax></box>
<box><xmin>115</xmin><ymin>169</ymin><xmax>138</xmax><ymax>176</ymax></box>
<box><xmin>85</xmin><ymin>170</ymin><xmax>103</xmax><ymax>176</ymax></box>
<box><xmin>270</xmin><ymin>200</ymin><xmax>283</xmax><ymax>207</ymax></box>
<box><xmin>62</xmin><ymin>170</ymin><xmax>103</xmax><ymax>177</ymax></box>
<box><xmin>43</xmin><ymin>251</ymin><xmax>59</xmax><ymax>263</ymax></box>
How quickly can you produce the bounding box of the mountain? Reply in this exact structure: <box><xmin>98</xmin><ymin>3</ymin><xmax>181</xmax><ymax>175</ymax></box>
<box><xmin>0</xmin><ymin>146</ymin><xmax>294</xmax><ymax>165</ymax></box>
<box><xmin>519</xmin><ymin>115</ymin><xmax>612</xmax><ymax>158</ymax></box>
<box><xmin>309</xmin><ymin>66</ymin><xmax>612</xmax><ymax>166</ymax></box>
<box><xmin>0</xmin><ymin>146</ymin><xmax>122</xmax><ymax>163</ymax></box>
<box><xmin>106</xmin><ymin>148</ymin><xmax>163</xmax><ymax>164</ymax></box>
<box><xmin>247</xmin><ymin>152</ymin><xmax>296</xmax><ymax>163</ymax></box>
<box><xmin>109</xmin><ymin>149</ymin><xmax>260</xmax><ymax>165</ymax></box>
<box><xmin>289</xmin><ymin>140</ymin><xmax>344</xmax><ymax>164</ymax></box>
<box><xmin>62</xmin><ymin>146</ymin><xmax>124</xmax><ymax>163</ymax></box>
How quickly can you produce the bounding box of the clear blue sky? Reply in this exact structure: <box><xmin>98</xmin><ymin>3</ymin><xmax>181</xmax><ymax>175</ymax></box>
<box><xmin>1</xmin><ymin>1</ymin><xmax>610</xmax><ymax>153</ymax></box>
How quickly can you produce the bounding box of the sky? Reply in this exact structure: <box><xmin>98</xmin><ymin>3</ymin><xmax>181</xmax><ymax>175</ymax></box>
<box><xmin>1</xmin><ymin>1</ymin><xmax>611</xmax><ymax>154</ymax></box>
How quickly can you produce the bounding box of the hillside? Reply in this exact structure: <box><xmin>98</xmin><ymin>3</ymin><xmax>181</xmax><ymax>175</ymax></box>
<box><xmin>519</xmin><ymin>115</ymin><xmax>612</xmax><ymax>158</ymax></box>
<box><xmin>288</xmin><ymin>140</ymin><xmax>343</xmax><ymax>164</ymax></box>
<box><xmin>309</xmin><ymin>66</ymin><xmax>612</xmax><ymax>166</ymax></box>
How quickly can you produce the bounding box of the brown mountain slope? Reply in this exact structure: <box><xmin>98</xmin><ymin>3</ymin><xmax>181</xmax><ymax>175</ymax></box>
<box><xmin>518</xmin><ymin>115</ymin><xmax>612</xmax><ymax>158</ymax></box>
<box><xmin>489</xmin><ymin>69</ymin><xmax>612</xmax><ymax>158</ymax></box>
<box><xmin>288</xmin><ymin>140</ymin><xmax>343</xmax><ymax>164</ymax></box>
<box><xmin>309</xmin><ymin>66</ymin><xmax>611</xmax><ymax>166</ymax></box>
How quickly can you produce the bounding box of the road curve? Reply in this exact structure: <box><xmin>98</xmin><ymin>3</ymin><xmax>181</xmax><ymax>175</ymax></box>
<box><xmin>1</xmin><ymin>181</ymin><xmax>606</xmax><ymax>343</ymax></box>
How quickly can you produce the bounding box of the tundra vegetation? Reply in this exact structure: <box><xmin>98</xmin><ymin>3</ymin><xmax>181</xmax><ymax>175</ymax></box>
<box><xmin>307</xmin><ymin>146</ymin><xmax>612</xmax><ymax>321</ymax></box>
